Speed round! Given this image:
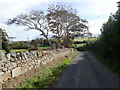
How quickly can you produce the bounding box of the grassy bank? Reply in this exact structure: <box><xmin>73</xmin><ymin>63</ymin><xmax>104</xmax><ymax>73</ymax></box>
<box><xmin>15</xmin><ymin>50</ymin><xmax>77</xmax><ymax>89</ymax></box>
<box><xmin>88</xmin><ymin>50</ymin><xmax>120</xmax><ymax>78</ymax></box>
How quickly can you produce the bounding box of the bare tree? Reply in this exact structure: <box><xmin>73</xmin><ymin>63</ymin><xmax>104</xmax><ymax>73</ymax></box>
<box><xmin>7</xmin><ymin>10</ymin><xmax>53</xmax><ymax>48</ymax></box>
<box><xmin>47</xmin><ymin>3</ymin><xmax>89</xmax><ymax>48</ymax></box>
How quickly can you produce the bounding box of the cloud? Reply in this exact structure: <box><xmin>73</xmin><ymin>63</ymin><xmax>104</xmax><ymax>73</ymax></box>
<box><xmin>0</xmin><ymin>0</ymin><xmax>51</xmax><ymax>19</ymax></box>
<box><xmin>88</xmin><ymin>18</ymin><xmax>108</xmax><ymax>35</ymax></box>
<box><xmin>0</xmin><ymin>0</ymin><xmax>119</xmax><ymax>41</ymax></box>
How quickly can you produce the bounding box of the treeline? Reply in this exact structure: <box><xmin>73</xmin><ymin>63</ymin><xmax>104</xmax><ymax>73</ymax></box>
<box><xmin>9</xmin><ymin>38</ymin><xmax>56</xmax><ymax>49</ymax></box>
<box><xmin>9</xmin><ymin>38</ymin><xmax>50</xmax><ymax>49</ymax></box>
<box><xmin>85</xmin><ymin>9</ymin><xmax>120</xmax><ymax>73</ymax></box>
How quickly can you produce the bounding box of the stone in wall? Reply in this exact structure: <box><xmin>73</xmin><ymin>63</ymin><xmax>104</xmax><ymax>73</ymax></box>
<box><xmin>6</xmin><ymin>54</ymin><xmax>11</xmax><ymax>61</ymax></box>
<box><xmin>10</xmin><ymin>52</ymin><xmax>16</xmax><ymax>58</ymax></box>
<box><xmin>0</xmin><ymin>71</ymin><xmax>11</xmax><ymax>83</ymax></box>
<box><xmin>0</xmin><ymin>70</ymin><xmax>4</xmax><ymax>78</ymax></box>
<box><xmin>20</xmin><ymin>67</ymin><xmax>28</xmax><ymax>74</ymax></box>
<box><xmin>12</xmin><ymin>67</ymin><xmax>21</xmax><ymax>77</ymax></box>
<box><xmin>2</xmin><ymin>68</ymin><xmax>8</xmax><ymax>72</ymax></box>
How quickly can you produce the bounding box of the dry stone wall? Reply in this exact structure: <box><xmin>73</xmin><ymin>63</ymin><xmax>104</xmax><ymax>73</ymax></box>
<box><xmin>0</xmin><ymin>48</ymin><xmax>74</xmax><ymax>84</ymax></box>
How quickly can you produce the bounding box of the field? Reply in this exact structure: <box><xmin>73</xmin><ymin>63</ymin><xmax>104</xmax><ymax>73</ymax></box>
<box><xmin>73</xmin><ymin>43</ymin><xmax>86</xmax><ymax>48</ymax></box>
<box><xmin>74</xmin><ymin>37</ymin><xmax>97</xmax><ymax>42</ymax></box>
<box><xmin>73</xmin><ymin>38</ymin><xmax>97</xmax><ymax>48</ymax></box>
<box><xmin>0</xmin><ymin>46</ymin><xmax>51</xmax><ymax>53</ymax></box>
<box><xmin>0</xmin><ymin>49</ymin><xmax>28</xmax><ymax>53</ymax></box>
<box><xmin>38</xmin><ymin>46</ymin><xmax>51</xmax><ymax>49</ymax></box>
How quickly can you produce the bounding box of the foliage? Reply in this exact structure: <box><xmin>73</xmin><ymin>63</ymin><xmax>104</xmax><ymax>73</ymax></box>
<box><xmin>86</xmin><ymin>11</ymin><xmax>120</xmax><ymax>58</ymax></box>
<box><xmin>0</xmin><ymin>28</ymin><xmax>11</xmax><ymax>53</ymax></box>
<box><xmin>10</xmin><ymin>41</ymin><xmax>28</xmax><ymax>49</ymax></box>
<box><xmin>63</xmin><ymin>34</ymin><xmax>73</xmax><ymax>48</ymax></box>
<box><xmin>85</xmin><ymin>9</ymin><xmax>120</xmax><ymax>75</ymax></box>
<box><xmin>30</xmin><ymin>38</ymin><xmax>44</xmax><ymax>47</ymax></box>
<box><xmin>2</xmin><ymin>42</ymin><xmax>11</xmax><ymax>53</ymax></box>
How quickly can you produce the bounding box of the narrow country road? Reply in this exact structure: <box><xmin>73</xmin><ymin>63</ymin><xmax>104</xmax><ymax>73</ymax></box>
<box><xmin>53</xmin><ymin>51</ymin><xmax>119</xmax><ymax>88</ymax></box>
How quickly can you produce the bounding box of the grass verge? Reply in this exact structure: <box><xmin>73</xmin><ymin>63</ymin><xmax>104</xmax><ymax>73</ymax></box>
<box><xmin>15</xmin><ymin>50</ymin><xmax>78</xmax><ymax>89</ymax></box>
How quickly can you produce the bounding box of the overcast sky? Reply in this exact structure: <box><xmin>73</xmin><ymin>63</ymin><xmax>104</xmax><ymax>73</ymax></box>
<box><xmin>0</xmin><ymin>0</ymin><xmax>119</xmax><ymax>41</ymax></box>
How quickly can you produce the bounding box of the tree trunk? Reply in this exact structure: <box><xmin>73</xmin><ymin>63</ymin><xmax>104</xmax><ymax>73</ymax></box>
<box><xmin>56</xmin><ymin>40</ymin><xmax>60</xmax><ymax>49</ymax></box>
<box><xmin>56</xmin><ymin>37</ymin><xmax>62</xmax><ymax>49</ymax></box>
<box><xmin>46</xmin><ymin>36</ymin><xmax>53</xmax><ymax>49</ymax></box>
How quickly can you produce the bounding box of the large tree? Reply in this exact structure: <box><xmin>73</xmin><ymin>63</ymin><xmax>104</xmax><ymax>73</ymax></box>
<box><xmin>47</xmin><ymin>3</ymin><xmax>89</xmax><ymax>48</ymax></box>
<box><xmin>7</xmin><ymin>10</ymin><xmax>53</xmax><ymax>48</ymax></box>
<box><xmin>7</xmin><ymin>3</ymin><xmax>90</xmax><ymax>49</ymax></box>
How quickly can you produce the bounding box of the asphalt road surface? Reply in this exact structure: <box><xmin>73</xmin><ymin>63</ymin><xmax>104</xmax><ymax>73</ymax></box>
<box><xmin>53</xmin><ymin>51</ymin><xmax>119</xmax><ymax>88</ymax></box>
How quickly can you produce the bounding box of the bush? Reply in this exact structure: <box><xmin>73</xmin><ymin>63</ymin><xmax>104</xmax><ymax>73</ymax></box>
<box><xmin>2</xmin><ymin>42</ymin><xmax>11</xmax><ymax>54</ymax></box>
<box><xmin>28</xmin><ymin>45</ymin><xmax>39</xmax><ymax>51</ymax></box>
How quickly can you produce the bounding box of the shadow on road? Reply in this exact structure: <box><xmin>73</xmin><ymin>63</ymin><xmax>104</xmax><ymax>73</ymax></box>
<box><xmin>53</xmin><ymin>52</ymin><xmax>119</xmax><ymax>88</ymax></box>
<box><xmin>76</xmin><ymin>47</ymin><xmax>85</xmax><ymax>51</ymax></box>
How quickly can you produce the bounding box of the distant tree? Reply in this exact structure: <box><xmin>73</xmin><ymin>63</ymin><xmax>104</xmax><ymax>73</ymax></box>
<box><xmin>10</xmin><ymin>41</ymin><xmax>29</xmax><ymax>49</ymax></box>
<box><xmin>0</xmin><ymin>28</ymin><xmax>10</xmax><ymax>53</ymax></box>
<box><xmin>30</xmin><ymin>38</ymin><xmax>44</xmax><ymax>47</ymax></box>
<box><xmin>7</xmin><ymin>10</ymin><xmax>53</xmax><ymax>48</ymax></box>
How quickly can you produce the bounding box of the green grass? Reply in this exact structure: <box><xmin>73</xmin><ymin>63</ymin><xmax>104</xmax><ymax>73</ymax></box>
<box><xmin>74</xmin><ymin>38</ymin><xmax>89</xmax><ymax>41</ymax></box>
<box><xmin>74</xmin><ymin>37</ymin><xmax>97</xmax><ymax>42</ymax></box>
<box><xmin>0</xmin><ymin>46</ymin><xmax>51</xmax><ymax>53</ymax></box>
<box><xmin>15</xmin><ymin>51</ymin><xmax>78</xmax><ymax>89</ymax></box>
<box><xmin>73</xmin><ymin>43</ymin><xmax>86</xmax><ymax>48</ymax></box>
<box><xmin>73</xmin><ymin>38</ymin><xmax>98</xmax><ymax>51</ymax></box>
<box><xmin>38</xmin><ymin>46</ymin><xmax>51</xmax><ymax>49</ymax></box>
<box><xmin>11</xmin><ymin>49</ymin><xmax>28</xmax><ymax>52</ymax></box>
<box><xmin>0</xmin><ymin>49</ymin><xmax>28</xmax><ymax>53</ymax></box>
<box><xmin>0</xmin><ymin>50</ymin><xmax>6</xmax><ymax>53</ymax></box>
